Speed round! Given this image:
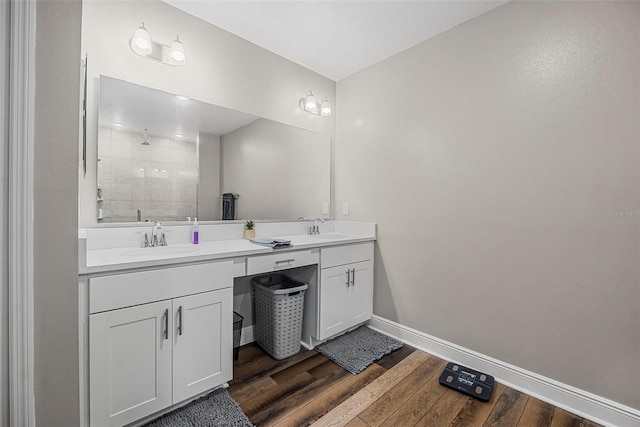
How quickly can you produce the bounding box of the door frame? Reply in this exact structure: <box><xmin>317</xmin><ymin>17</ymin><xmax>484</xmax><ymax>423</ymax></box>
<box><xmin>3</xmin><ymin>0</ymin><xmax>36</xmax><ymax>426</ymax></box>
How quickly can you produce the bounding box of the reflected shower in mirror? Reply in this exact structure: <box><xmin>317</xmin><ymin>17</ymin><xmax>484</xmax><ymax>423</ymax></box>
<box><xmin>97</xmin><ymin>76</ymin><xmax>331</xmax><ymax>223</ymax></box>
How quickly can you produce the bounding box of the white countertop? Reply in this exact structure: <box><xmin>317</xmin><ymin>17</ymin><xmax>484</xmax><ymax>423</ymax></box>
<box><xmin>80</xmin><ymin>222</ymin><xmax>376</xmax><ymax>275</ymax></box>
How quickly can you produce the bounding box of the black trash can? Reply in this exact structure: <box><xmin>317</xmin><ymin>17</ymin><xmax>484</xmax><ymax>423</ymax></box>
<box><xmin>233</xmin><ymin>311</ymin><xmax>243</xmax><ymax>360</ymax></box>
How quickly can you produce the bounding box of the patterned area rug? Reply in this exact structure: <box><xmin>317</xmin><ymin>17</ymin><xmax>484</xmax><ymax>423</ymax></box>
<box><xmin>142</xmin><ymin>388</ymin><xmax>253</xmax><ymax>427</ymax></box>
<box><xmin>316</xmin><ymin>325</ymin><xmax>403</xmax><ymax>374</ymax></box>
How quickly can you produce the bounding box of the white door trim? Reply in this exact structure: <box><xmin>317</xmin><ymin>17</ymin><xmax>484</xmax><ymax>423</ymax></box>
<box><xmin>7</xmin><ymin>0</ymin><xmax>36</xmax><ymax>426</ymax></box>
<box><xmin>0</xmin><ymin>1</ymin><xmax>8</xmax><ymax>426</ymax></box>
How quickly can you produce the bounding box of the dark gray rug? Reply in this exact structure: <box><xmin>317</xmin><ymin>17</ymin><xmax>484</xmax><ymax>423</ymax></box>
<box><xmin>142</xmin><ymin>388</ymin><xmax>253</xmax><ymax>427</ymax></box>
<box><xmin>316</xmin><ymin>325</ymin><xmax>403</xmax><ymax>374</ymax></box>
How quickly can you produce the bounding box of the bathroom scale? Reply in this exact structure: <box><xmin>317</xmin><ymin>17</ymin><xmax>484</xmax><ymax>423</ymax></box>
<box><xmin>438</xmin><ymin>362</ymin><xmax>494</xmax><ymax>401</ymax></box>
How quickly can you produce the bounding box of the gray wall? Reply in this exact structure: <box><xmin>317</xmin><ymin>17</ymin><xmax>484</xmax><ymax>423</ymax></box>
<box><xmin>198</xmin><ymin>132</ymin><xmax>221</xmax><ymax>221</ymax></box>
<box><xmin>221</xmin><ymin>119</ymin><xmax>332</xmax><ymax>220</ymax></box>
<box><xmin>34</xmin><ymin>0</ymin><xmax>82</xmax><ymax>425</ymax></box>
<box><xmin>335</xmin><ymin>0</ymin><xmax>639</xmax><ymax>410</ymax></box>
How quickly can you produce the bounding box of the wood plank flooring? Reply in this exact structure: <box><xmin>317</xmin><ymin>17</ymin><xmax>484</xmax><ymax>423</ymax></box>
<box><xmin>228</xmin><ymin>343</ymin><xmax>602</xmax><ymax>427</ymax></box>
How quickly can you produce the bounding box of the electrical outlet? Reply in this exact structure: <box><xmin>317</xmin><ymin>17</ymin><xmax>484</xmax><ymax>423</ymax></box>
<box><xmin>322</xmin><ymin>203</ymin><xmax>329</xmax><ymax>215</ymax></box>
<box><xmin>342</xmin><ymin>202</ymin><xmax>349</xmax><ymax>215</ymax></box>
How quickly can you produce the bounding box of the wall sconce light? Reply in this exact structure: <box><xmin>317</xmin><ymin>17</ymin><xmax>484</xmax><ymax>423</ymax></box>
<box><xmin>130</xmin><ymin>22</ymin><xmax>187</xmax><ymax>66</ymax></box>
<box><xmin>299</xmin><ymin>90</ymin><xmax>332</xmax><ymax>116</ymax></box>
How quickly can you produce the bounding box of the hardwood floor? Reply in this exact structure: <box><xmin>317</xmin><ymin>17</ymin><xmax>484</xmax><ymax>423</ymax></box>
<box><xmin>228</xmin><ymin>343</ymin><xmax>602</xmax><ymax>427</ymax></box>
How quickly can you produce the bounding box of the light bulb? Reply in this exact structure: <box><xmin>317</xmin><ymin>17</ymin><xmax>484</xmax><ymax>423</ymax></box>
<box><xmin>305</xmin><ymin>91</ymin><xmax>317</xmax><ymax>112</ymax></box>
<box><xmin>130</xmin><ymin>23</ymin><xmax>152</xmax><ymax>56</ymax></box>
<box><xmin>135</xmin><ymin>38</ymin><xmax>149</xmax><ymax>50</ymax></box>
<box><xmin>168</xmin><ymin>36</ymin><xmax>186</xmax><ymax>65</ymax></box>
<box><xmin>320</xmin><ymin>97</ymin><xmax>332</xmax><ymax>116</ymax></box>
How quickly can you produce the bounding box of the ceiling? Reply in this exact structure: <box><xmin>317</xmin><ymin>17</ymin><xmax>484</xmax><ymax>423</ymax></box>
<box><xmin>163</xmin><ymin>0</ymin><xmax>508</xmax><ymax>81</ymax></box>
<box><xmin>99</xmin><ymin>76</ymin><xmax>259</xmax><ymax>142</ymax></box>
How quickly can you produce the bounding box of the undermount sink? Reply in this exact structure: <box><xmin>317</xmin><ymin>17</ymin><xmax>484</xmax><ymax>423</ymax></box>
<box><xmin>309</xmin><ymin>233</ymin><xmax>352</xmax><ymax>240</ymax></box>
<box><xmin>120</xmin><ymin>246</ymin><xmax>200</xmax><ymax>257</ymax></box>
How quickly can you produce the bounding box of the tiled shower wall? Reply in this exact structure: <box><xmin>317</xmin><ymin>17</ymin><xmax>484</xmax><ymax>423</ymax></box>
<box><xmin>97</xmin><ymin>127</ymin><xmax>198</xmax><ymax>222</ymax></box>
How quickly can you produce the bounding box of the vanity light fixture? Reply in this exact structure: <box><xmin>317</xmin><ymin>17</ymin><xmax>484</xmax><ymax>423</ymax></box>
<box><xmin>130</xmin><ymin>22</ymin><xmax>152</xmax><ymax>56</ymax></box>
<box><xmin>168</xmin><ymin>36</ymin><xmax>186</xmax><ymax>66</ymax></box>
<box><xmin>299</xmin><ymin>90</ymin><xmax>332</xmax><ymax>117</ymax></box>
<box><xmin>129</xmin><ymin>22</ymin><xmax>187</xmax><ymax>66</ymax></box>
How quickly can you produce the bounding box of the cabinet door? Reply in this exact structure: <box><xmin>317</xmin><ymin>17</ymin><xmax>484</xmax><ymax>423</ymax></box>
<box><xmin>344</xmin><ymin>260</ymin><xmax>373</xmax><ymax>330</ymax></box>
<box><xmin>319</xmin><ymin>260</ymin><xmax>374</xmax><ymax>341</ymax></box>
<box><xmin>90</xmin><ymin>300</ymin><xmax>172</xmax><ymax>427</ymax></box>
<box><xmin>172</xmin><ymin>288</ymin><xmax>233</xmax><ymax>403</ymax></box>
<box><xmin>319</xmin><ymin>265</ymin><xmax>351</xmax><ymax>340</ymax></box>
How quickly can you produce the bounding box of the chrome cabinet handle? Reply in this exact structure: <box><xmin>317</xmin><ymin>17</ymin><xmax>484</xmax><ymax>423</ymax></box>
<box><xmin>351</xmin><ymin>268</ymin><xmax>355</xmax><ymax>286</ymax></box>
<box><xmin>163</xmin><ymin>309</ymin><xmax>168</xmax><ymax>340</ymax></box>
<box><xmin>346</xmin><ymin>269</ymin><xmax>351</xmax><ymax>287</ymax></box>
<box><xmin>177</xmin><ymin>306</ymin><xmax>183</xmax><ymax>336</ymax></box>
<box><xmin>274</xmin><ymin>258</ymin><xmax>295</xmax><ymax>266</ymax></box>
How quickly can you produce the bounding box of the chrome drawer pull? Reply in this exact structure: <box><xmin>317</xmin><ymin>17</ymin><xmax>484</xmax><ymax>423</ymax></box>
<box><xmin>351</xmin><ymin>268</ymin><xmax>355</xmax><ymax>286</ymax></box>
<box><xmin>177</xmin><ymin>306</ymin><xmax>183</xmax><ymax>336</ymax></box>
<box><xmin>346</xmin><ymin>269</ymin><xmax>351</xmax><ymax>287</ymax></box>
<box><xmin>274</xmin><ymin>258</ymin><xmax>295</xmax><ymax>266</ymax></box>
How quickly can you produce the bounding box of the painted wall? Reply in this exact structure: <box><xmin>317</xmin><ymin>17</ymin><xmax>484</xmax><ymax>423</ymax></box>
<box><xmin>221</xmin><ymin>119</ymin><xmax>332</xmax><ymax>220</ymax></box>
<box><xmin>198</xmin><ymin>132</ymin><xmax>221</xmax><ymax>221</ymax></box>
<box><xmin>80</xmin><ymin>0</ymin><xmax>335</xmax><ymax>227</ymax></box>
<box><xmin>34</xmin><ymin>0</ymin><xmax>82</xmax><ymax>425</ymax></box>
<box><xmin>335</xmin><ymin>0</ymin><xmax>639</xmax><ymax>410</ymax></box>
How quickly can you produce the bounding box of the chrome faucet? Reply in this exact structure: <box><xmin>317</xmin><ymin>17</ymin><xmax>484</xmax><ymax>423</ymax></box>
<box><xmin>151</xmin><ymin>221</ymin><xmax>167</xmax><ymax>247</ymax></box>
<box><xmin>309</xmin><ymin>217</ymin><xmax>325</xmax><ymax>235</ymax></box>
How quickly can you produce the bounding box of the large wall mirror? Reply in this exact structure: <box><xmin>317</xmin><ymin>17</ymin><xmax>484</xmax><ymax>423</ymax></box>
<box><xmin>97</xmin><ymin>76</ymin><xmax>332</xmax><ymax>223</ymax></box>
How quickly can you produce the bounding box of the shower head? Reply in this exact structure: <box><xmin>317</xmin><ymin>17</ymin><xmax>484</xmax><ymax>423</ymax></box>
<box><xmin>140</xmin><ymin>128</ymin><xmax>150</xmax><ymax>145</ymax></box>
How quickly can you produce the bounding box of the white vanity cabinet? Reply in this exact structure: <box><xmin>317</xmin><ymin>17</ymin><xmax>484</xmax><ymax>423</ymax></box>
<box><xmin>88</xmin><ymin>262</ymin><xmax>234</xmax><ymax>427</ymax></box>
<box><xmin>318</xmin><ymin>242</ymin><xmax>374</xmax><ymax>340</ymax></box>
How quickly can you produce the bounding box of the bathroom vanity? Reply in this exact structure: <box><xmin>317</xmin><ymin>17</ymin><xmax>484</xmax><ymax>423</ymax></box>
<box><xmin>78</xmin><ymin>220</ymin><xmax>375</xmax><ymax>427</ymax></box>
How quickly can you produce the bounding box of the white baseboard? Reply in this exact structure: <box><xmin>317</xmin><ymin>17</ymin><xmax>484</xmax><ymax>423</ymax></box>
<box><xmin>368</xmin><ymin>315</ymin><xmax>640</xmax><ymax>427</ymax></box>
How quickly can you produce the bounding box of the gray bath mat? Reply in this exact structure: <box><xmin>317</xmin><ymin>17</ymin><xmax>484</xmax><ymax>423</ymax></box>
<box><xmin>143</xmin><ymin>388</ymin><xmax>253</xmax><ymax>427</ymax></box>
<box><xmin>316</xmin><ymin>325</ymin><xmax>403</xmax><ymax>374</ymax></box>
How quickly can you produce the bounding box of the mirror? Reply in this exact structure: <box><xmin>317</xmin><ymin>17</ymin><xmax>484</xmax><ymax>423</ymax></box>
<box><xmin>97</xmin><ymin>76</ymin><xmax>331</xmax><ymax>223</ymax></box>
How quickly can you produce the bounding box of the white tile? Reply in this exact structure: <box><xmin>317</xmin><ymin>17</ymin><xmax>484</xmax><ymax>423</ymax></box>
<box><xmin>151</xmin><ymin>181</ymin><xmax>174</xmax><ymax>202</ymax></box>
<box><xmin>110</xmin><ymin>179</ymin><xmax>132</xmax><ymax>201</ymax></box>
<box><xmin>110</xmin><ymin>138</ymin><xmax>132</xmax><ymax>160</ymax></box>
<box><xmin>151</xmin><ymin>145</ymin><xmax>172</xmax><ymax>163</ymax></box>
<box><xmin>97</xmin><ymin>156</ymin><xmax>111</xmax><ymax>179</ymax></box>
<box><xmin>97</xmin><ymin>136</ymin><xmax>111</xmax><ymax>158</ymax></box>
<box><xmin>132</xmin><ymin>142</ymin><xmax>153</xmax><ymax>161</ymax></box>
<box><xmin>131</xmin><ymin>178</ymin><xmax>151</xmax><ymax>202</ymax></box>
<box><xmin>110</xmin><ymin>200</ymin><xmax>133</xmax><ymax>219</ymax></box>
<box><xmin>110</xmin><ymin>158</ymin><xmax>133</xmax><ymax>177</ymax></box>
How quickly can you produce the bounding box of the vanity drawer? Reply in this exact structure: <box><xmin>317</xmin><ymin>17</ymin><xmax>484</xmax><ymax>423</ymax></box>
<box><xmin>247</xmin><ymin>249</ymin><xmax>319</xmax><ymax>275</ymax></box>
<box><xmin>89</xmin><ymin>260</ymin><xmax>233</xmax><ymax>314</ymax></box>
<box><xmin>321</xmin><ymin>242</ymin><xmax>374</xmax><ymax>269</ymax></box>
